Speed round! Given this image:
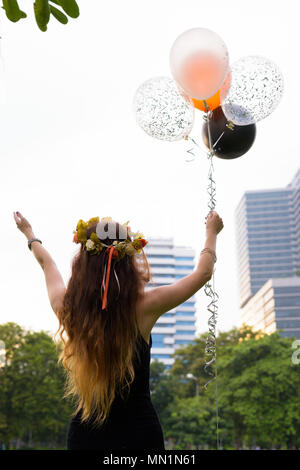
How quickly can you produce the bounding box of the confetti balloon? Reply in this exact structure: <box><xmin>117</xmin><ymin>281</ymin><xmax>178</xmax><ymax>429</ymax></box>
<box><xmin>133</xmin><ymin>76</ymin><xmax>194</xmax><ymax>141</ymax></box>
<box><xmin>221</xmin><ymin>55</ymin><xmax>284</xmax><ymax>126</ymax></box>
<box><xmin>170</xmin><ymin>28</ymin><xmax>229</xmax><ymax>100</ymax></box>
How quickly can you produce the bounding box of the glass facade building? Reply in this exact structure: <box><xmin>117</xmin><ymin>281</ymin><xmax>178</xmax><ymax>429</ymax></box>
<box><xmin>235</xmin><ymin>168</ymin><xmax>300</xmax><ymax>339</ymax></box>
<box><xmin>144</xmin><ymin>238</ymin><xmax>196</xmax><ymax>370</ymax></box>
<box><xmin>240</xmin><ymin>277</ymin><xmax>300</xmax><ymax>339</ymax></box>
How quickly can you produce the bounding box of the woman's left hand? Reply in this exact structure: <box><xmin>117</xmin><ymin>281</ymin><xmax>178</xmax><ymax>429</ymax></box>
<box><xmin>13</xmin><ymin>211</ymin><xmax>34</xmax><ymax>239</ymax></box>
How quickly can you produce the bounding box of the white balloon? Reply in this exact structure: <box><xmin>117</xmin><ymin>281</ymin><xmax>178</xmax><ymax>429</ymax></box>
<box><xmin>221</xmin><ymin>55</ymin><xmax>284</xmax><ymax>125</ymax></box>
<box><xmin>170</xmin><ymin>27</ymin><xmax>229</xmax><ymax>100</ymax></box>
<box><xmin>133</xmin><ymin>76</ymin><xmax>194</xmax><ymax>141</ymax></box>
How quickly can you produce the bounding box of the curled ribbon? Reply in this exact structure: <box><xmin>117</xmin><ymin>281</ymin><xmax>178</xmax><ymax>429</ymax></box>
<box><xmin>101</xmin><ymin>246</ymin><xmax>114</xmax><ymax>310</ymax></box>
<box><xmin>101</xmin><ymin>246</ymin><xmax>121</xmax><ymax>310</ymax></box>
<box><xmin>202</xmin><ymin>102</ymin><xmax>220</xmax><ymax>449</ymax></box>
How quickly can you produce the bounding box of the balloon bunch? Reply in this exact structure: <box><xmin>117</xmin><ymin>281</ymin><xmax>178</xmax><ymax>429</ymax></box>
<box><xmin>134</xmin><ymin>27</ymin><xmax>284</xmax><ymax>159</ymax></box>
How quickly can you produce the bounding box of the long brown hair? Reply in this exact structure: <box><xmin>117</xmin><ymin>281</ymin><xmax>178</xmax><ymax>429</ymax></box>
<box><xmin>55</xmin><ymin>221</ymin><xmax>150</xmax><ymax>427</ymax></box>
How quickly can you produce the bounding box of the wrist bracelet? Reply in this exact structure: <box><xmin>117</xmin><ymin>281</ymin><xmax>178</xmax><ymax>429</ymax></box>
<box><xmin>200</xmin><ymin>248</ymin><xmax>217</xmax><ymax>263</ymax></box>
<box><xmin>28</xmin><ymin>238</ymin><xmax>42</xmax><ymax>251</ymax></box>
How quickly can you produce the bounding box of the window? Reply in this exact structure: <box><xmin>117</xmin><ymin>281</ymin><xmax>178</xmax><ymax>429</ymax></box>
<box><xmin>175</xmin><ymin>339</ymin><xmax>195</xmax><ymax>344</ymax></box>
<box><xmin>152</xmin><ymin>334</ymin><xmax>165</xmax><ymax>340</ymax></box>
<box><xmin>280</xmin><ymin>331</ymin><xmax>300</xmax><ymax>338</ymax></box>
<box><xmin>252</xmin><ymin>272</ymin><xmax>293</xmax><ymax>280</ymax></box>
<box><xmin>150</xmin><ymin>264</ymin><xmax>174</xmax><ymax>268</ymax></box>
<box><xmin>247</xmin><ymin>212</ymin><xmax>290</xmax><ymax>219</ymax></box>
<box><xmin>276</xmin><ymin>319</ymin><xmax>300</xmax><ymax>329</ymax></box>
<box><xmin>176</xmin><ymin>266</ymin><xmax>193</xmax><ymax>270</ymax></box>
<box><xmin>248</xmin><ymin>235</ymin><xmax>293</xmax><ymax>242</ymax></box>
<box><xmin>152</xmin><ymin>354</ymin><xmax>171</xmax><ymax>359</ymax></box>
<box><xmin>176</xmin><ymin>312</ymin><xmax>195</xmax><ymax>317</ymax></box>
<box><xmin>152</xmin><ymin>342</ymin><xmax>166</xmax><ymax>348</ymax></box>
<box><xmin>250</xmin><ymin>259</ymin><xmax>293</xmax><ymax>266</ymax></box>
<box><xmin>249</xmin><ymin>251</ymin><xmax>293</xmax><ymax>259</ymax></box>
<box><xmin>250</xmin><ymin>266</ymin><xmax>293</xmax><ymax>273</ymax></box>
<box><xmin>176</xmin><ymin>330</ymin><xmax>195</xmax><ymax>335</ymax></box>
<box><xmin>275</xmin><ymin>296</ymin><xmax>300</xmax><ymax>307</ymax></box>
<box><xmin>276</xmin><ymin>309</ymin><xmax>300</xmax><ymax>318</ymax></box>
<box><xmin>274</xmin><ymin>287</ymin><xmax>300</xmax><ymax>295</ymax></box>
<box><xmin>246</xmin><ymin>191</ymin><xmax>292</xmax><ymax>200</ymax></box>
<box><xmin>248</xmin><ymin>219</ymin><xmax>291</xmax><ymax>226</ymax></box>
<box><xmin>247</xmin><ymin>205</ymin><xmax>291</xmax><ymax>213</ymax></box>
<box><xmin>249</xmin><ymin>245</ymin><xmax>293</xmax><ymax>253</ymax></box>
<box><xmin>148</xmin><ymin>255</ymin><xmax>173</xmax><ymax>259</ymax></box>
<box><xmin>248</xmin><ymin>238</ymin><xmax>292</xmax><ymax>246</ymax></box>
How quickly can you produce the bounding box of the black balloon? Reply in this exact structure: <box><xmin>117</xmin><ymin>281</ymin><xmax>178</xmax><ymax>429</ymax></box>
<box><xmin>202</xmin><ymin>106</ymin><xmax>256</xmax><ymax>159</ymax></box>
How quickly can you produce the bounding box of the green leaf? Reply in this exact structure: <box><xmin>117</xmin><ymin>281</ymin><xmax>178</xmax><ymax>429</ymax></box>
<box><xmin>34</xmin><ymin>0</ymin><xmax>50</xmax><ymax>32</ymax></box>
<box><xmin>49</xmin><ymin>4</ymin><xmax>68</xmax><ymax>24</ymax></box>
<box><xmin>2</xmin><ymin>0</ymin><xmax>27</xmax><ymax>22</ymax></box>
<box><xmin>56</xmin><ymin>0</ymin><xmax>79</xmax><ymax>18</ymax></box>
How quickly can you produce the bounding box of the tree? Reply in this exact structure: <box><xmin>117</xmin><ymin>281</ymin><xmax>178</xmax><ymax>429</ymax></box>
<box><xmin>1</xmin><ymin>0</ymin><xmax>80</xmax><ymax>31</ymax></box>
<box><xmin>170</xmin><ymin>325</ymin><xmax>259</xmax><ymax>396</ymax></box>
<box><xmin>0</xmin><ymin>323</ymin><xmax>73</xmax><ymax>449</ymax></box>
<box><xmin>150</xmin><ymin>359</ymin><xmax>181</xmax><ymax>431</ymax></box>
<box><xmin>163</xmin><ymin>395</ymin><xmax>217</xmax><ymax>449</ymax></box>
<box><xmin>161</xmin><ymin>325</ymin><xmax>300</xmax><ymax>449</ymax></box>
<box><xmin>2</xmin><ymin>323</ymin><xmax>300</xmax><ymax>449</ymax></box>
<box><xmin>217</xmin><ymin>331</ymin><xmax>300</xmax><ymax>448</ymax></box>
<box><xmin>0</xmin><ymin>322</ymin><xmax>27</xmax><ymax>449</ymax></box>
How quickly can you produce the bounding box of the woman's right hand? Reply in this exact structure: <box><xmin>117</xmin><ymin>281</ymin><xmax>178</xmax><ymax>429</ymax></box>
<box><xmin>205</xmin><ymin>210</ymin><xmax>224</xmax><ymax>235</ymax></box>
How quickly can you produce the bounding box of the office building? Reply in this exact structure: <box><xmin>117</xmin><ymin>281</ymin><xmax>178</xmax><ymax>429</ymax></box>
<box><xmin>144</xmin><ymin>238</ymin><xmax>197</xmax><ymax>370</ymax></box>
<box><xmin>240</xmin><ymin>277</ymin><xmax>300</xmax><ymax>339</ymax></box>
<box><xmin>235</xmin><ymin>168</ymin><xmax>300</xmax><ymax>339</ymax></box>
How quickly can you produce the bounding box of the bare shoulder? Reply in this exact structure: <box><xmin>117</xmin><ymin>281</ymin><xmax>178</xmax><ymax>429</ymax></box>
<box><xmin>135</xmin><ymin>291</ymin><xmax>158</xmax><ymax>343</ymax></box>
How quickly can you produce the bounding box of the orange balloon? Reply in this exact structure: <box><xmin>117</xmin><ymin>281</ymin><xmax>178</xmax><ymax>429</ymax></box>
<box><xmin>192</xmin><ymin>71</ymin><xmax>231</xmax><ymax>112</ymax></box>
<box><xmin>193</xmin><ymin>91</ymin><xmax>221</xmax><ymax>112</ymax></box>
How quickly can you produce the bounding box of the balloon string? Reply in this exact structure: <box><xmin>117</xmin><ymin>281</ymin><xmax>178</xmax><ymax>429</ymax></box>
<box><xmin>203</xmin><ymin>100</ymin><xmax>220</xmax><ymax>450</ymax></box>
<box><xmin>213</xmin><ymin>131</ymin><xmax>224</xmax><ymax>149</ymax></box>
<box><xmin>184</xmin><ymin>135</ymin><xmax>207</xmax><ymax>162</ymax></box>
<box><xmin>185</xmin><ymin>136</ymin><xmax>200</xmax><ymax>162</ymax></box>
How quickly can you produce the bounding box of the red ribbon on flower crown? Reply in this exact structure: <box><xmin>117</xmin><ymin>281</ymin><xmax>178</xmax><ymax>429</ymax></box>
<box><xmin>101</xmin><ymin>246</ymin><xmax>118</xmax><ymax>310</ymax></box>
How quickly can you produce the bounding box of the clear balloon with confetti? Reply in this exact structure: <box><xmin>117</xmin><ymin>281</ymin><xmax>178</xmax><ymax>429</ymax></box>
<box><xmin>133</xmin><ymin>76</ymin><xmax>195</xmax><ymax>141</ymax></box>
<box><xmin>221</xmin><ymin>55</ymin><xmax>284</xmax><ymax>126</ymax></box>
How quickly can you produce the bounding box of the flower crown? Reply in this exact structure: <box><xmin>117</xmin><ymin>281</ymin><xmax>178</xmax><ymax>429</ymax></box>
<box><xmin>73</xmin><ymin>216</ymin><xmax>148</xmax><ymax>261</ymax></box>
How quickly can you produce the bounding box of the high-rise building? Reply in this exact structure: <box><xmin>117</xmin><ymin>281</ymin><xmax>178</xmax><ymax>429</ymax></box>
<box><xmin>235</xmin><ymin>168</ymin><xmax>300</xmax><ymax>339</ymax></box>
<box><xmin>144</xmin><ymin>238</ymin><xmax>197</xmax><ymax>370</ymax></box>
<box><xmin>240</xmin><ymin>277</ymin><xmax>300</xmax><ymax>339</ymax></box>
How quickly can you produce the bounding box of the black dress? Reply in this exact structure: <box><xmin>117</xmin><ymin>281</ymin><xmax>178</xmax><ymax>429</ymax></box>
<box><xmin>66</xmin><ymin>332</ymin><xmax>165</xmax><ymax>450</ymax></box>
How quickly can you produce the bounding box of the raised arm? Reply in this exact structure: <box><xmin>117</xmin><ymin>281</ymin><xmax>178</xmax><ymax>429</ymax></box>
<box><xmin>137</xmin><ymin>211</ymin><xmax>223</xmax><ymax>319</ymax></box>
<box><xmin>13</xmin><ymin>211</ymin><xmax>66</xmax><ymax>315</ymax></box>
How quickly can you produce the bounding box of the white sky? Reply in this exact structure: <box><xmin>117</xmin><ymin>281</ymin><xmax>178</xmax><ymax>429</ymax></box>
<box><xmin>0</xmin><ymin>0</ymin><xmax>299</xmax><ymax>338</ymax></box>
